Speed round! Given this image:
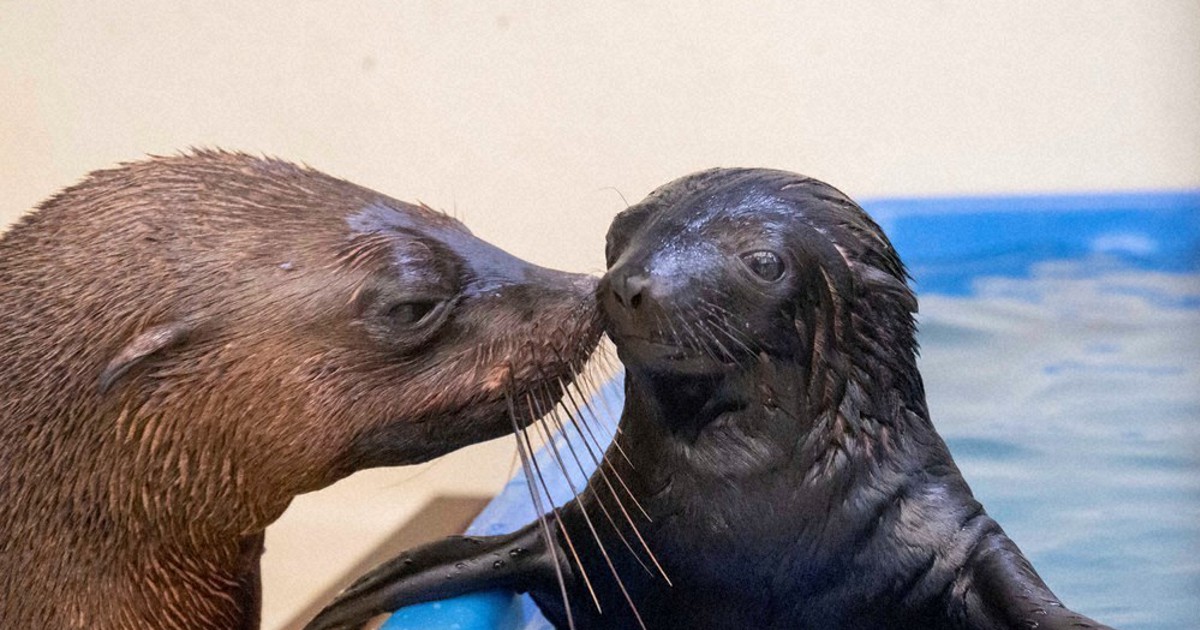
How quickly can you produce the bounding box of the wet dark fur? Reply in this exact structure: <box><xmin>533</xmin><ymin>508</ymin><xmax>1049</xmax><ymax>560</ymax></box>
<box><xmin>0</xmin><ymin>151</ymin><xmax>600</xmax><ymax>629</ymax></box>
<box><xmin>307</xmin><ymin>168</ymin><xmax>1112</xmax><ymax>629</ymax></box>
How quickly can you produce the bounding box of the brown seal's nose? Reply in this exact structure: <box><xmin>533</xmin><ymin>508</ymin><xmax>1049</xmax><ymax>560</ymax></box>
<box><xmin>609</xmin><ymin>269</ymin><xmax>652</xmax><ymax>311</ymax></box>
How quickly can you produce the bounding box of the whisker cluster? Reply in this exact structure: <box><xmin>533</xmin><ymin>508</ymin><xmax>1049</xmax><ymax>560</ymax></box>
<box><xmin>501</xmin><ymin>338</ymin><xmax>661</xmax><ymax>630</ymax></box>
<box><xmin>500</xmin><ymin>299</ymin><xmax>753</xmax><ymax>627</ymax></box>
<box><xmin>496</xmin><ymin>302</ymin><xmax>748</xmax><ymax>624</ymax></box>
<box><xmin>653</xmin><ymin>295</ymin><xmax>760</xmax><ymax>365</ymax></box>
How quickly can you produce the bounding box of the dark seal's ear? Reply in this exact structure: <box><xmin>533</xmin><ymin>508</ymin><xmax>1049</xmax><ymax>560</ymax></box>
<box><xmin>99</xmin><ymin>320</ymin><xmax>195</xmax><ymax>394</ymax></box>
<box><xmin>851</xmin><ymin>262</ymin><xmax>918</xmax><ymax>314</ymax></box>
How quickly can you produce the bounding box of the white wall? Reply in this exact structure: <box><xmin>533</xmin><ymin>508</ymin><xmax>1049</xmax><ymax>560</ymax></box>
<box><xmin>3</xmin><ymin>2</ymin><xmax>1198</xmax><ymax>273</ymax></box>
<box><xmin>3</xmin><ymin>3</ymin><xmax>1197</xmax><ymax>627</ymax></box>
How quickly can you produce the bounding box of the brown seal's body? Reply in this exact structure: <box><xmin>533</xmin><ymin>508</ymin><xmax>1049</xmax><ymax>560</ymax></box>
<box><xmin>0</xmin><ymin>151</ymin><xmax>601</xmax><ymax>629</ymax></box>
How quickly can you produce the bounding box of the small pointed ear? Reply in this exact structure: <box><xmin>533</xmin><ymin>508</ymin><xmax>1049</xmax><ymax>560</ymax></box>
<box><xmin>853</xmin><ymin>263</ymin><xmax>919</xmax><ymax>314</ymax></box>
<box><xmin>99</xmin><ymin>320</ymin><xmax>195</xmax><ymax>394</ymax></box>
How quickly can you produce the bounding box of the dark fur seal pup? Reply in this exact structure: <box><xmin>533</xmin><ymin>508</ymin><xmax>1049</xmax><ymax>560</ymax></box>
<box><xmin>0</xmin><ymin>151</ymin><xmax>601</xmax><ymax>629</ymax></box>
<box><xmin>307</xmin><ymin>168</ymin><xmax>1113</xmax><ymax>629</ymax></box>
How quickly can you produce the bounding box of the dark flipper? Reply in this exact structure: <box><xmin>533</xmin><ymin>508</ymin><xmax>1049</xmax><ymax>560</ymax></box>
<box><xmin>960</xmin><ymin>533</ymin><xmax>1114</xmax><ymax>630</ymax></box>
<box><xmin>304</xmin><ymin>520</ymin><xmax>567</xmax><ymax>630</ymax></box>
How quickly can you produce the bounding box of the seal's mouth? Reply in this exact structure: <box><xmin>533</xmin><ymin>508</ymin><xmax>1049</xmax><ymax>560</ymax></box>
<box><xmin>615</xmin><ymin>336</ymin><xmax>735</xmax><ymax>374</ymax></box>
<box><xmin>476</xmin><ymin>306</ymin><xmax>608</xmax><ymax>436</ymax></box>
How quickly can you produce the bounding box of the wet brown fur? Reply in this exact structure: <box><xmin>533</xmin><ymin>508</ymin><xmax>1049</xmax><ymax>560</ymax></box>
<box><xmin>0</xmin><ymin>151</ymin><xmax>600</xmax><ymax>628</ymax></box>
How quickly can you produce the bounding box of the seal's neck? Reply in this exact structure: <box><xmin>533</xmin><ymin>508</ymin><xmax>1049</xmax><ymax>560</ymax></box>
<box><xmin>0</xmin><ymin>406</ymin><xmax>285</xmax><ymax>628</ymax></box>
<box><xmin>101</xmin><ymin>535</ymin><xmax>264</xmax><ymax>629</ymax></box>
<box><xmin>1</xmin><ymin>505</ymin><xmax>265</xmax><ymax>628</ymax></box>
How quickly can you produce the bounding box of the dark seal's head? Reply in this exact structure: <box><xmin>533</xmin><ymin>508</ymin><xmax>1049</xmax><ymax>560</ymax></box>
<box><xmin>0</xmin><ymin>151</ymin><xmax>600</xmax><ymax>628</ymax></box>
<box><xmin>600</xmin><ymin>168</ymin><xmax>920</xmax><ymax>440</ymax></box>
<box><xmin>579</xmin><ymin>169</ymin><xmax>1106</xmax><ymax>629</ymax></box>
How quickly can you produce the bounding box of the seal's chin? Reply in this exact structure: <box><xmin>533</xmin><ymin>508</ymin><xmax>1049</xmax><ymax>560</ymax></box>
<box><xmin>346</xmin><ymin>369</ymin><xmax>586</xmax><ymax>471</ymax></box>
<box><xmin>616</xmin><ymin>338</ymin><xmax>735</xmax><ymax>375</ymax></box>
<box><xmin>439</xmin><ymin>381</ymin><xmax>562</xmax><ymax>445</ymax></box>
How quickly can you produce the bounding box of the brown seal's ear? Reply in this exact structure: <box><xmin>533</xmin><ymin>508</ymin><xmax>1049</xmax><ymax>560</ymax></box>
<box><xmin>99</xmin><ymin>320</ymin><xmax>195</xmax><ymax>394</ymax></box>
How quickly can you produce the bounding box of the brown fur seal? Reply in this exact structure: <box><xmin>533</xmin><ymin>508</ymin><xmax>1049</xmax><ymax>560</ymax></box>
<box><xmin>0</xmin><ymin>151</ymin><xmax>601</xmax><ymax>629</ymax></box>
<box><xmin>304</xmin><ymin>168</ymin><xmax>1112</xmax><ymax>629</ymax></box>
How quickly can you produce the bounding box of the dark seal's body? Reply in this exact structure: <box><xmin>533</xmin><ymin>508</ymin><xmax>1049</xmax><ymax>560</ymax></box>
<box><xmin>0</xmin><ymin>151</ymin><xmax>601</xmax><ymax>629</ymax></box>
<box><xmin>308</xmin><ymin>169</ymin><xmax>1112</xmax><ymax>629</ymax></box>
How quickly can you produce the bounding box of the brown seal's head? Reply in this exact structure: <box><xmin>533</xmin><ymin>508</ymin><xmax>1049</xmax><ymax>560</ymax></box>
<box><xmin>0</xmin><ymin>150</ymin><xmax>600</xmax><ymax>628</ymax></box>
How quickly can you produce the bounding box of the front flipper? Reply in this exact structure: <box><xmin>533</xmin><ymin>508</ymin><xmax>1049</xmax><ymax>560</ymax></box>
<box><xmin>305</xmin><ymin>520</ymin><xmax>566</xmax><ymax>630</ymax></box>
<box><xmin>959</xmin><ymin>533</ymin><xmax>1114</xmax><ymax>630</ymax></box>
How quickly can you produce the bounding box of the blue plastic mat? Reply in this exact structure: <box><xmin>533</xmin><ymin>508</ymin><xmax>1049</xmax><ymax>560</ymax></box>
<box><xmin>387</xmin><ymin>191</ymin><xmax>1200</xmax><ymax>630</ymax></box>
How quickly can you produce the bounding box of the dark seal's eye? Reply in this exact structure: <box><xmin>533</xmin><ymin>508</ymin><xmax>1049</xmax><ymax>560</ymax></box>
<box><xmin>386</xmin><ymin>300</ymin><xmax>443</xmax><ymax>326</ymax></box>
<box><xmin>740</xmin><ymin>250</ymin><xmax>785</xmax><ymax>281</ymax></box>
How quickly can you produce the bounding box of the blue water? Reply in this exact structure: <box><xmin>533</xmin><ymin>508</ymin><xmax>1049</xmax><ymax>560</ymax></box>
<box><xmin>919</xmin><ymin>263</ymin><xmax>1200</xmax><ymax>628</ymax></box>
<box><xmin>387</xmin><ymin>192</ymin><xmax>1200</xmax><ymax>630</ymax></box>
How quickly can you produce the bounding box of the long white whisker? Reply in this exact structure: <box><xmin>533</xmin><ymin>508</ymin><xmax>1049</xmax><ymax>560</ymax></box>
<box><xmin>555</xmin><ymin>382</ymin><xmax>669</xmax><ymax>585</ymax></box>
<box><xmin>527</xmin><ymin>400</ymin><xmax>603</xmax><ymax>614</ymax></box>
<box><xmin>505</xmin><ymin>388</ymin><xmax>575</xmax><ymax>630</ymax></box>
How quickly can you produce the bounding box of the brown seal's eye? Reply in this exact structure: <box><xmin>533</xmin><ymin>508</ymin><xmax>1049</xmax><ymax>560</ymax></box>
<box><xmin>740</xmin><ymin>250</ymin><xmax>784</xmax><ymax>281</ymax></box>
<box><xmin>386</xmin><ymin>300</ymin><xmax>442</xmax><ymax>326</ymax></box>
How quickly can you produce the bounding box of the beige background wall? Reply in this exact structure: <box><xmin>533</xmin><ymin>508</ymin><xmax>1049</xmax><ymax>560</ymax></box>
<box><xmin>3</xmin><ymin>2</ymin><xmax>1198</xmax><ymax>628</ymax></box>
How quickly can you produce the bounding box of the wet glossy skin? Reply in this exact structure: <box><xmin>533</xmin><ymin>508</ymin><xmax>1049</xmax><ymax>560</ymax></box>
<box><xmin>306</xmin><ymin>168</ymin><xmax>1112</xmax><ymax>630</ymax></box>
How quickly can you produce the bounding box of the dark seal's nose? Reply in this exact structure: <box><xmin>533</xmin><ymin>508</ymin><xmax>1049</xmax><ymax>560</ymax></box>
<box><xmin>611</xmin><ymin>271</ymin><xmax>651</xmax><ymax>310</ymax></box>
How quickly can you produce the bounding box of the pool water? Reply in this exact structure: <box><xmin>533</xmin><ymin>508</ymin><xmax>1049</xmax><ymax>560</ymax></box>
<box><xmin>918</xmin><ymin>260</ymin><xmax>1200</xmax><ymax>627</ymax></box>
<box><xmin>386</xmin><ymin>192</ymin><xmax>1200</xmax><ymax>630</ymax></box>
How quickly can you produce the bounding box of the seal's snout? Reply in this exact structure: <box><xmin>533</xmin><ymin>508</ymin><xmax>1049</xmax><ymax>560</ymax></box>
<box><xmin>607</xmin><ymin>267</ymin><xmax>651</xmax><ymax>311</ymax></box>
<box><xmin>534</xmin><ymin>267</ymin><xmax>599</xmax><ymax>299</ymax></box>
<box><xmin>600</xmin><ymin>265</ymin><xmax>669</xmax><ymax>339</ymax></box>
<box><xmin>600</xmin><ymin>264</ymin><xmax>713</xmax><ymax>371</ymax></box>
